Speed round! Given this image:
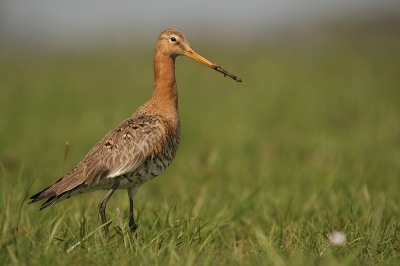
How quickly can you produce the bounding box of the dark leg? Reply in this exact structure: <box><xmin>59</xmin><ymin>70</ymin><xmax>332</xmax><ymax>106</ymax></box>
<box><xmin>128</xmin><ymin>196</ymin><xmax>137</xmax><ymax>233</ymax></box>
<box><xmin>127</xmin><ymin>186</ymin><xmax>140</xmax><ymax>233</ymax></box>
<box><xmin>98</xmin><ymin>182</ymin><xmax>119</xmax><ymax>236</ymax></box>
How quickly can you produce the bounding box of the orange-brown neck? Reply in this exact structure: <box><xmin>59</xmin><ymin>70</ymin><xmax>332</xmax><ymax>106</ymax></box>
<box><xmin>150</xmin><ymin>50</ymin><xmax>179</xmax><ymax>120</ymax></box>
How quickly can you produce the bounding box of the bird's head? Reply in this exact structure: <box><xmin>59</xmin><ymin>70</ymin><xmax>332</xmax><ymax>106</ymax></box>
<box><xmin>156</xmin><ymin>29</ymin><xmax>242</xmax><ymax>82</ymax></box>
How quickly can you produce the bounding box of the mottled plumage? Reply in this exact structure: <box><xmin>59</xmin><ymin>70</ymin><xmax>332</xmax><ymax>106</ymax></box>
<box><xmin>28</xmin><ymin>29</ymin><xmax>241</xmax><ymax>236</ymax></box>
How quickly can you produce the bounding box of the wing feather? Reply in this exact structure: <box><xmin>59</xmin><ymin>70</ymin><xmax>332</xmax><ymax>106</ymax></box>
<box><xmin>29</xmin><ymin>112</ymin><xmax>169</xmax><ymax>207</ymax></box>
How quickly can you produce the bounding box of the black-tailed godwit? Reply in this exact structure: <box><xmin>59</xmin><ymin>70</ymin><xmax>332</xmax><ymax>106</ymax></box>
<box><xmin>28</xmin><ymin>29</ymin><xmax>241</xmax><ymax>236</ymax></box>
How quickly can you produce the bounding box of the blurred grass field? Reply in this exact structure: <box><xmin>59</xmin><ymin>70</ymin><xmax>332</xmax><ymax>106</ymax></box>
<box><xmin>1</xmin><ymin>22</ymin><xmax>400</xmax><ymax>265</ymax></box>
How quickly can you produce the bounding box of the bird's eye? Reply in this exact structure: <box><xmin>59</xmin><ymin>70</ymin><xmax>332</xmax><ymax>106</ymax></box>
<box><xmin>170</xmin><ymin>37</ymin><xmax>176</xmax><ymax>42</ymax></box>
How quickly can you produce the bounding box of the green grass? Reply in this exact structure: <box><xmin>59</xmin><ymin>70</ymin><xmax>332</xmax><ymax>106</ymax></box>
<box><xmin>1</xmin><ymin>25</ymin><xmax>400</xmax><ymax>265</ymax></box>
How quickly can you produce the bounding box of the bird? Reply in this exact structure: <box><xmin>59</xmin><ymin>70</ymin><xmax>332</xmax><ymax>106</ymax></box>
<box><xmin>28</xmin><ymin>29</ymin><xmax>241</xmax><ymax>236</ymax></box>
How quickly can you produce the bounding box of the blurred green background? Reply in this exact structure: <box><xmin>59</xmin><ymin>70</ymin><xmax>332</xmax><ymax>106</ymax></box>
<box><xmin>0</xmin><ymin>10</ymin><xmax>400</xmax><ymax>265</ymax></box>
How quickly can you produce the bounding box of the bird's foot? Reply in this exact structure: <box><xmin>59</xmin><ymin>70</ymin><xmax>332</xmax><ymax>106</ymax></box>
<box><xmin>130</xmin><ymin>223</ymin><xmax>137</xmax><ymax>233</ymax></box>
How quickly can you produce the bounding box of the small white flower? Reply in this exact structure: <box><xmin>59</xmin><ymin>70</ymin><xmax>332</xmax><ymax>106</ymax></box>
<box><xmin>329</xmin><ymin>231</ymin><xmax>346</xmax><ymax>246</ymax></box>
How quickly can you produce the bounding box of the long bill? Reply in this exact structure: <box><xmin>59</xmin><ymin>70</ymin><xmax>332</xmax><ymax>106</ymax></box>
<box><xmin>185</xmin><ymin>48</ymin><xmax>242</xmax><ymax>82</ymax></box>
